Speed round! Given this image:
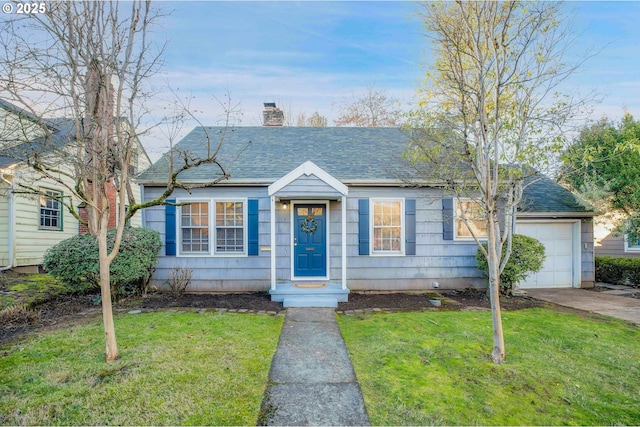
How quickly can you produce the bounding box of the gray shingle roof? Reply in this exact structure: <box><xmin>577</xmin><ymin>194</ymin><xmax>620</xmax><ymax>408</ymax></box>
<box><xmin>138</xmin><ymin>126</ymin><xmax>593</xmax><ymax>215</ymax></box>
<box><xmin>138</xmin><ymin>126</ymin><xmax>418</xmax><ymax>183</ymax></box>
<box><xmin>0</xmin><ymin>121</ymin><xmax>75</xmax><ymax>169</ymax></box>
<box><xmin>0</xmin><ymin>99</ymin><xmax>77</xmax><ymax>168</ymax></box>
<box><xmin>519</xmin><ymin>174</ymin><xmax>592</xmax><ymax>214</ymax></box>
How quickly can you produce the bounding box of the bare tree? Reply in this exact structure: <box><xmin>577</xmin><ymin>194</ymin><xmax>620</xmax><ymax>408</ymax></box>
<box><xmin>406</xmin><ymin>1</ymin><xmax>591</xmax><ymax>363</ymax></box>
<box><xmin>334</xmin><ymin>85</ymin><xmax>401</xmax><ymax>127</ymax></box>
<box><xmin>295</xmin><ymin>111</ymin><xmax>328</xmax><ymax>127</ymax></box>
<box><xmin>0</xmin><ymin>1</ymin><xmax>233</xmax><ymax>362</ymax></box>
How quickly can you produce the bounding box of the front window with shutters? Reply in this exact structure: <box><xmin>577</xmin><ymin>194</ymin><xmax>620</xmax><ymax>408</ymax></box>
<box><xmin>455</xmin><ymin>200</ymin><xmax>488</xmax><ymax>240</ymax></box>
<box><xmin>215</xmin><ymin>201</ymin><xmax>245</xmax><ymax>254</ymax></box>
<box><xmin>178</xmin><ymin>199</ymin><xmax>247</xmax><ymax>256</ymax></box>
<box><xmin>371</xmin><ymin>199</ymin><xmax>404</xmax><ymax>254</ymax></box>
<box><xmin>180</xmin><ymin>202</ymin><xmax>210</xmax><ymax>254</ymax></box>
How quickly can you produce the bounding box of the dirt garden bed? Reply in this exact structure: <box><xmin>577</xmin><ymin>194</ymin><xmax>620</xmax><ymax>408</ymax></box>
<box><xmin>1</xmin><ymin>286</ymin><xmax>546</xmax><ymax>342</ymax></box>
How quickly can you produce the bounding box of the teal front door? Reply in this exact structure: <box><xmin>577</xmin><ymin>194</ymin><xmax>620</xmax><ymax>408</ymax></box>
<box><xmin>294</xmin><ymin>204</ymin><xmax>327</xmax><ymax>277</ymax></box>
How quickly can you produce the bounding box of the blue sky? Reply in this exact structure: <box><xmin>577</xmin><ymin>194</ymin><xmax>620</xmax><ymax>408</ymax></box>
<box><xmin>145</xmin><ymin>1</ymin><xmax>640</xmax><ymax>159</ymax></box>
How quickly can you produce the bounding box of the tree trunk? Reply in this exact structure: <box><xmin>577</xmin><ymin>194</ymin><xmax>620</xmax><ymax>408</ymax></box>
<box><xmin>488</xmin><ymin>272</ymin><xmax>505</xmax><ymax>364</ymax></box>
<box><xmin>98</xmin><ymin>227</ymin><xmax>119</xmax><ymax>362</ymax></box>
<box><xmin>487</xmin><ymin>213</ymin><xmax>505</xmax><ymax>364</ymax></box>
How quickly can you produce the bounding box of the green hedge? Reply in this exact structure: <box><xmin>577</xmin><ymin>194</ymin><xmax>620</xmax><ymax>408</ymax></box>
<box><xmin>595</xmin><ymin>256</ymin><xmax>640</xmax><ymax>287</ymax></box>
<box><xmin>43</xmin><ymin>227</ymin><xmax>162</xmax><ymax>298</ymax></box>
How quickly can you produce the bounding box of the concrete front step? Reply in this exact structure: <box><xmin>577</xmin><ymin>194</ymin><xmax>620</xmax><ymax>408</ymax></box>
<box><xmin>270</xmin><ymin>282</ymin><xmax>349</xmax><ymax>308</ymax></box>
<box><xmin>283</xmin><ymin>295</ymin><xmax>339</xmax><ymax>308</ymax></box>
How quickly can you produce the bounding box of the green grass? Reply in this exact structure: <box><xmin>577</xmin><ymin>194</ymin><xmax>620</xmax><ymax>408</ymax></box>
<box><xmin>0</xmin><ymin>273</ymin><xmax>72</xmax><ymax>310</ymax></box>
<box><xmin>339</xmin><ymin>308</ymin><xmax>640</xmax><ymax>426</ymax></box>
<box><xmin>0</xmin><ymin>311</ymin><xmax>283</xmax><ymax>425</ymax></box>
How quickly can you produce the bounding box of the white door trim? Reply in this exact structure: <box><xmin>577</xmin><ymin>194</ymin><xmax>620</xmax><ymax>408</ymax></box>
<box><xmin>290</xmin><ymin>200</ymin><xmax>330</xmax><ymax>281</ymax></box>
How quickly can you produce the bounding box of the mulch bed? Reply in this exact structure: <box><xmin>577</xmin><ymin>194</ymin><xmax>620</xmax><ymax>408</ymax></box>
<box><xmin>141</xmin><ymin>293</ymin><xmax>283</xmax><ymax>311</ymax></box>
<box><xmin>1</xmin><ymin>288</ymin><xmax>546</xmax><ymax>343</ymax></box>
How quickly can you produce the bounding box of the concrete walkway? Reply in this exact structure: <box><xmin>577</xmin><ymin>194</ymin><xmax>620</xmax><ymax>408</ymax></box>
<box><xmin>527</xmin><ymin>287</ymin><xmax>640</xmax><ymax>325</ymax></box>
<box><xmin>259</xmin><ymin>308</ymin><xmax>370</xmax><ymax>426</ymax></box>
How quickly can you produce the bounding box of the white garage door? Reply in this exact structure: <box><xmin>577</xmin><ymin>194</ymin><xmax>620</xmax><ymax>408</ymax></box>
<box><xmin>516</xmin><ymin>222</ymin><xmax>577</xmax><ymax>289</ymax></box>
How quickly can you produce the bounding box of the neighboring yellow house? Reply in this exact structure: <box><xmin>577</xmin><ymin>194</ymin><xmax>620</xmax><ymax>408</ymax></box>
<box><xmin>0</xmin><ymin>99</ymin><xmax>151</xmax><ymax>272</ymax></box>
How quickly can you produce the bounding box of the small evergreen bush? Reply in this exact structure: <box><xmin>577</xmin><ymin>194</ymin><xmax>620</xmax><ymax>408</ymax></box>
<box><xmin>595</xmin><ymin>256</ymin><xmax>640</xmax><ymax>287</ymax></box>
<box><xmin>43</xmin><ymin>227</ymin><xmax>162</xmax><ymax>298</ymax></box>
<box><xmin>476</xmin><ymin>234</ymin><xmax>546</xmax><ymax>295</ymax></box>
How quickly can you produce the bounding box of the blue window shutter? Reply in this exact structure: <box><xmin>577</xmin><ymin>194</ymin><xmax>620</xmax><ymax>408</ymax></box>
<box><xmin>248</xmin><ymin>199</ymin><xmax>259</xmax><ymax>256</ymax></box>
<box><xmin>358</xmin><ymin>199</ymin><xmax>370</xmax><ymax>255</ymax></box>
<box><xmin>442</xmin><ymin>198</ymin><xmax>454</xmax><ymax>241</ymax></box>
<box><xmin>405</xmin><ymin>199</ymin><xmax>416</xmax><ymax>255</ymax></box>
<box><xmin>165</xmin><ymin>200</ymin><xmax>176</xmax><ymax>256</ymax></box>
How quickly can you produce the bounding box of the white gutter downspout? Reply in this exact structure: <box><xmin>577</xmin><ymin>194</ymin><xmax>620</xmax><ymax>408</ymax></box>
<box><xmin>0</xmin><ymin>171</ymin><xmax>15</xmax><ymax>272</ymax></box>
<box><xmin>139</xmin><ymin>183</ymin><xmax>146</xmax><ymax>227</ymax></box>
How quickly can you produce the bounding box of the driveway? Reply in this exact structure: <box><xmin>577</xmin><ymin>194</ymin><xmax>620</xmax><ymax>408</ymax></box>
<box><xmin>527</xmin><ymin>287</ymin><xmax>640</xmax><ymax>325</ymax></box>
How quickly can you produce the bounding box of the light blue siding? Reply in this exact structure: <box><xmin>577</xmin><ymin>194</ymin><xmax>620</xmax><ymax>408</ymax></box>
<box><xmin>274</xmin><ymin>174</ymin><xmax>342</xmax><ymax>199</ymax></box>
<box><xmin>143</xmin><ymin>185</ymin><xmax>488</xmax><ymax>292</ymax></box>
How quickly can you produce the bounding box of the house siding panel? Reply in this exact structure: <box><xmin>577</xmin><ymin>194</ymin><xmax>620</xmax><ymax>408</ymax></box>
<box><xmin>580</xmin><ymin>218</ymin><xmax>595</xmax><ymax>286</ymax></box>
<box><xmin>144</xmin><ymin>185</ymin><xmax>489</xmax><ymax>291</ymax></box>
<box><xmin>0</xmin><ymin>182</ymin><xmax>9</xmax><ymax>266</ymax></box>
<box><xmin>10</xmin><ymin>168</ymin><xmax>79</xmax><ymax>267</ymax></box>
<box><xmin>597</xmin><ymin>235</ymin><xmax>640</xmax><ymax>259</ymax></box>
<box><xmin>274</xmin><ymin>174</ymin><xmax>342</xmax><ymax>198</ymax></box>
<box><xmin>145</xmin><ymin>186</ymin><xmax>274</xmax><ymax>291</ymax></box>
<box><xmin>143</xmin><ymin>184</ymin><xmax>594</xmax><ymax>292</ymax></box>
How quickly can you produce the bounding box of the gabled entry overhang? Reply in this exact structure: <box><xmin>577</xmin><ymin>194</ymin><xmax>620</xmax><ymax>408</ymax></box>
<box><xmin>267</xmin><ymin>161</ymin><xmax>349</xmax><ymax>292</ymax></box>
<box><xmin>268</xmin><ymin>160</ymin><xmax>348</xmax><ymax>199</ymax></box>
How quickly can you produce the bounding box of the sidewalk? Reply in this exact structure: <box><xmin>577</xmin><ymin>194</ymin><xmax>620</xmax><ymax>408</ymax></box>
<box><xmin>527</xmin><ymin>287</ymin><xmax>640</xmax><ymax>325</ymax></box>
<box><xmin>259</xmin><ymin>308</ymin><xmax>370</xmax><ymax>426</ymax></box>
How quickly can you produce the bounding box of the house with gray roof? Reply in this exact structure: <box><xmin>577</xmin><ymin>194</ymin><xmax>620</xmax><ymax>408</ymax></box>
<box><xmin>0</xmin><ymin>99</ymin><xmax>151</xmax><ymax>272</ymax></box>
<box><xmin>138</xmin><ymin>117</ymin><xmax>595</xmax><ymax>307</ymax></box>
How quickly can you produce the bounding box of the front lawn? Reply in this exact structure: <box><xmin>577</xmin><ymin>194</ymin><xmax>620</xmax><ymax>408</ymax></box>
<box><xmin>339</xmin><ymin>308</ymin><xmax>640</xmax><ymax>426</ymax></box>
<box><xmin>0</xmin><ymin>311</ymin><xmax>283</xmax><ymax>425</ymax></box>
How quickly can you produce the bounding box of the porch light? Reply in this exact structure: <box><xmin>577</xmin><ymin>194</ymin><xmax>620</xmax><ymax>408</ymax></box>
<box><xmin>281</xmin><ymin>200</ymin><xmax>288</xmax><ymax>209</ymax></box>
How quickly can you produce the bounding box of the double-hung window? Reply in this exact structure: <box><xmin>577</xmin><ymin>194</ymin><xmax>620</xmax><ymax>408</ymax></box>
<box><xmin>455</xmin><ymin>200</ymin><xmax>487</xmax><ymax>240</ymax></box>
<box><xmin>180</xmin><ymin>202</ymin><xmax>209</xmax><ymax>254</ymax></box>
<box><xmin>215</xmin><ymin>201</ymin><xmax>245</xmax><ymax>254</ymax></box>
<box><xmin>178</xmin><ymin>199</ymin><xmax>247</xmax><ymax>255</ymax></box>
<box><xmin>39</xmin><ymin>189</ymin><xmax>62</xmax><ymax>231</ymax></box>
<box><xmin>371</xmin><ymin>199</ymin><xmax>404</xmax><ymax>254</ymax></box>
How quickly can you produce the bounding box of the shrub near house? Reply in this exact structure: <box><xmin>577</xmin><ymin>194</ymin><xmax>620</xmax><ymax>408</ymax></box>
<box><xmin>476</xmin><ymin>234</ymin><xmax>546</xmax><ymax>294</ymax></box>
<box><xmin>43</xmin><ymin>227</ymin><xmax>162</xmax><ymax>298</ymax></box>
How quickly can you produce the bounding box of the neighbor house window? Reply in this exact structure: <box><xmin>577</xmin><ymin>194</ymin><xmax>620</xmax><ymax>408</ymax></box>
<box><xmin>215</xmin><ymin>201</ymin><xmax>245</xmax><ymax>254</ymax></box>
<box><xmin>372</xmin><ymin>199</ymin><xmax>403</xmax><ymax>254</ymax></box>
<box><xmin>180</xmin><ymin>202</ymin><xmax>209</xmax><ymax>253</ymax></box>
<box><xmin>39</xmin><ymin>189</ymin><xmax>62</xmax><ymax>230</ymax></box>
<box><xmin>456</xmin><ymin>200</ymin><xmax>487</xmax><ymax>240</ymax></box>
<box><xmin>625</xmin><ymin>219</ymin><xmax>640</xmax><ymax>252</ymax></box>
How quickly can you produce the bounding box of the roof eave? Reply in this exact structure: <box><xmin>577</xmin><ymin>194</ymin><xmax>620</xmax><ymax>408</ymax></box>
<box><xmin>137</xmin><ymin>177</ymin><xmax>441</xmax><ymax>187</ymax></box>
<box><xmin>517</xmin><ymin>211</ymin><xmax>596</xmax><ymax>218</ymax></box>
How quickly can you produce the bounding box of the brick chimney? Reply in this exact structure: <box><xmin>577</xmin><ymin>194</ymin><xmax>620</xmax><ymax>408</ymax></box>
<box><xmin>263</xmin><ymin>102</ymin><xmax>284</xmax><ymax>126</ymax></box>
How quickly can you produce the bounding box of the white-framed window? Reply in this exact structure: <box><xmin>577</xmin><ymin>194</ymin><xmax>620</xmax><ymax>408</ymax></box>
<box><xmin>371</xmin><ymin>198</ymin><xmax>404</xmax><ymax>254</ymax></box>
<box><xmin>178</xmin><ymin>199</ymin><xmax>247</xmax><ymax>256</ymax></box>
<box><xmin>180</xmin><ymin>201</ymin><xmax>210</xmax><ymax>254</ymax></box>
<box><xmin>215</xmin><ymin>200</ymin><xmax>246</xmax><ymax>254</ymax></box>
<box><xmin>39</xmin><ymin>189</ymin><xmax>62</xmax><ymax>231</ymax></box>
<box><xmin>624</xmin><ymin>219</ymin><xmax>640</xmax><ymax>252</ymax></box>
<box><xmin>455</xmin><ymin>199</ymin><xmax>488</xmax><ymax>240</ymax></box>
